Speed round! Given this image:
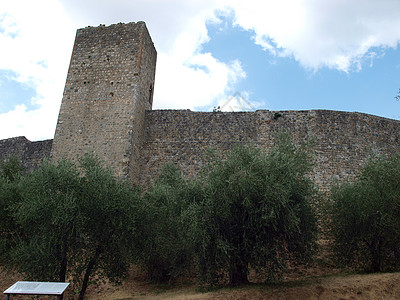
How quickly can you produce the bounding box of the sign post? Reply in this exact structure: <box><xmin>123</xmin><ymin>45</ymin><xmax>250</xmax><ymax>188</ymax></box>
<box><xmin>3</xmin><ymin>281</ymin><xmax>70</xmax><ymax>300</ymax></box>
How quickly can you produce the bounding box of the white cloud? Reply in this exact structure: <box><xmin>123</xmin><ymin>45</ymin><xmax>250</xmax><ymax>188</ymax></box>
<box><xmin>154</xmin><ymin>53</ymin><xmax>245</xmax><ymax>109</ymax></box>
<box><xmin>224</xmin><ymin>0</ymin><xmax>400</xmax><ymax>72</ymax></box>
<box><xmin>0</xmin><ymin>0</ymin><xmax>74</xmax><ymax>140</ymax></box>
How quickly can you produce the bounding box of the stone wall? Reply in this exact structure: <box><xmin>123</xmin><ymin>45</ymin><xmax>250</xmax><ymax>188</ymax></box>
<box><xmin>139</xmin><ymin>110</ymin><xmax>257</xmax><ymax>185</ymax></box>
<box><xmin>139</xmin><ymin>109</ymin><xmax>400</xmax><ymax>191</ymax></box>
<box><xmin>0</xmin><ymin>137</ymin><xmax>52</xmax><ymax>172</ymax></box>
<box><xmin>1</xmin><ymin>109</ymin><xmax>400</xmax><ymax>192</ymax></box>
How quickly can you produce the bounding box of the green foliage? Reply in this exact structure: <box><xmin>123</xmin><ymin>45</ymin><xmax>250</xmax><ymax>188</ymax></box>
<box><xmin>8</xmin><ymin>155</ymin><xmax>140</xmax><ymax>300</ymax></box>
<box><xmin>0</xmin><ymin>157</ymin><xmax>24</xmax><ymax>261</ymax></box>
<box><xmin>198</xmin><ymin>134</ymin><xmax>317</xmax><ymax>285</ymax></box>
<box><xmin>329</xmin><ymin>154</ymin><xmax>400</xmax><ymax>272</ymax></box>
<box><xmin>213</xmin><ymin>106</ymin><xmax>221</xmax><ymax>112</ymax></box>
<box><xmin>75</xmin><ymin>155</ymin><xmax>140</xmax><ymax>299</ymax></box>
<box><xmin>0</xmin><ymin>156</ymin><xmax>24</xmax><ymax>182</ymax></box>
<box><xmin>137</xmin><ymin>163</ymin><xmax>202</xmax><ymax>282</ymax></box>
<box><xmin>1</xmin><ymin>137</ymin><xmax>318</xmax><ymax>289</ymax></box>
<box><xmin>11</xmin><ymin>159</ymin><xmax>80</xmax><ymax>282</ymax></box>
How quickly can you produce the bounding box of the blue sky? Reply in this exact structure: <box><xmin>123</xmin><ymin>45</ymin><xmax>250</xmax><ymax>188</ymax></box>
<box><xmin>0</xmin><ymin>70</ymin><xmax>36</xmax><ymax>113</ymax></box>
<box><xmin>1</xmin><ymin>0</ymin><xmax>400</xmax><ymax>140</ymax></box>
<box><xmin>201</xmin><ymin>14</ymin><xmax>400</xmax><ymax>118</ymax></box>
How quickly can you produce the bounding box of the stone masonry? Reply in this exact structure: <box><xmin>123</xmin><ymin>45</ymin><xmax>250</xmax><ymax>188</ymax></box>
<box><xmin>0</xmin><ymin>136</ymin><xmax>52</xmax><ymax>172</ymax></box>
<box><xmin>139</xmin><ymin>109</ymin><xmax>400</xmax><ymax>191</ymax></box>
<box><xmin>50</xmin><ymin>22</ymin><xmax>156</xmax><ymax>180</ymax></box>
<box><xmin>1</xmin><ymin>22</ymin><xmax>400</xmax><ymax>192</ymax></box>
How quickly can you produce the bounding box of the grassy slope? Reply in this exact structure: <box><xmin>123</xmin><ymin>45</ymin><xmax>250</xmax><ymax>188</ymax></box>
<box><xmin>84</xmin><ymin>272</ymin><xmax>400</xmax><ymax>300</ymax></box>
<box><xmin>2</xmin><ymin>267</ymin><xmax>400</xmax><ymax>299</ymax></box>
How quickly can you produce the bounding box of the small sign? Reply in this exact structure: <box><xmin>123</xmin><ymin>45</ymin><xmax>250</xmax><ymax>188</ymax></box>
<box><xmin>4</xmin><ymin>281</ymin><xmax>70</xmax><ymax>295</ymax></box>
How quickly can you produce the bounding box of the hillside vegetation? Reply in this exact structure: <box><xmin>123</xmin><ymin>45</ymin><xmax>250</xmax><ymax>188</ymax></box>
<box><xmin>2</xmin><ymin>133</ymin><xmax>400</xmax><ymax>298</ymax></box>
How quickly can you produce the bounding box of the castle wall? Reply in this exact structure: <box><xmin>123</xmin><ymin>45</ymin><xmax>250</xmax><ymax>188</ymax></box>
<box><xmin>1</xmin><ymin>109</ymin><xmax>400</xmax><ymax>191</ymax></box>
<box><xmin>139</xmin><ymin>110</ymin><xmax>258</xmax><ymax>185</ymax></box>
<box><xmin>51</xmin><ymin>22</ymin><xmax>156</xmax><ymax>180</ymax></box>
<box><xmin>139</xmin><ymin>109</ymin><xmax>400</xmax><ymax>191</ymax></box>
<box><xmin>0</xmin><ymin>137</ymin><xmax>52</xmax><ymax>172</ymax></box>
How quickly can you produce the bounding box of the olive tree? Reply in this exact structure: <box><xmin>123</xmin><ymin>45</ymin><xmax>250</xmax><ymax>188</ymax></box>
<box><xmin>198</xmin><ymin>134</ymin><xmax>318</xmax><ymax>285</ymax></box>
<box><xmin>137</xmin><ymin>163</ymin><xmax>201</xmax><ymax>282</ymax></box>
<box><xmin>9</xmin><ymin>155</ymin><xmax>140</xmax><ymax>300</ymax></box>
<box><xmin>11</xmin><ymin>159</ymin><xmax>80</xmax><ymax>284</ymax></box>
<box><xmin>329</xmin><ymin>154</ymin><xmax>400</xmax><ymax>272</ymax></box>
<box><xmin>0</xmin><ymin>157</ymin><xmax>24</xmax><ymax>261</ymax></box>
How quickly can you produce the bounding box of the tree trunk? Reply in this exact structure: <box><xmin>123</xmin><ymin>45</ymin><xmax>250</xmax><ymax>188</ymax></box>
<box><xmin>229</xmin><ymin>257</ymin><xmax>249</xmax><ymax>285</ymax></box>
<box><xmin>59</xmin><ymin>251</ymin><xmax>68</xmax><ymax>283</ymax></box>
<box><xmin>59</xmin><ymin>239</ymin><xmax>68</xmax><ymax>282</ymax></box>
<box><xmin>229</xmin><ymin>203</ymin><xmax>249</xmax><ymax>286</ymax></box>
<box><xmin>369</xmin><ymin>240</ymin><xmax>382</xmax><ymax>272</ymax></box>
<box><xmin>78</xmin><ymin>245</ymin><xmax>102</xmax><ymax>300</ymax></box>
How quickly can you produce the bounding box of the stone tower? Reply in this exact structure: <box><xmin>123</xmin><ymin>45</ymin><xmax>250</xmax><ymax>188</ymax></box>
<box><xmin>51</xmin><ymin>22</ymin><xmax>157</xmax><ymax>180</ymax></box>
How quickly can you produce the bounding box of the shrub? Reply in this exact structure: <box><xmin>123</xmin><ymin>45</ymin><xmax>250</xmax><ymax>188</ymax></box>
<box><xmin>137</xmin><ymin>163</ymin><xmax>202</xmax><ymax>282</ymax></box>
<box><xmin>198</xmin><ymin>134</ymin><xmax>317</xmax><ymax>285</ymax></box>
<box><xmin>9</xmin><ymin>155</ymin><xmax>140</xmax><ymax>300</ymax></box>
<box><xmin>329</xmin><ymin>154</ymin><xmax>400</xmax><ymax>272</ymax></box>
